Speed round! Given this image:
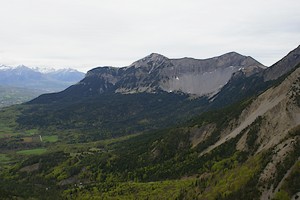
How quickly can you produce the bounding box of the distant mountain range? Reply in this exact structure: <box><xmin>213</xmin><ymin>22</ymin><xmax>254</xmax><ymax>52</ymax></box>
<box><xmin>0</xmin><ymin>65</ymin><xmax>85</xmax><ymax>92</ymax></box>
<box><xmin>0</xmin><ymin>65</ymin><xmax>85</xmax><ymax>107</ymax></box>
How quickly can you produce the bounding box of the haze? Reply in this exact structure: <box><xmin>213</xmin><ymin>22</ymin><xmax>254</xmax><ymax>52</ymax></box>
<box><xmin>0</xmin><ymin>0</ymin><xmax>299</xmax><ymax>72</ymax></box>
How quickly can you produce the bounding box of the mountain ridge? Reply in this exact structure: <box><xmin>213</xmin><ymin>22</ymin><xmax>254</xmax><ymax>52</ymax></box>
<box><xmin>210</xmin><ymin>45</ymin><xmax>300</xmax><ymax>107</ymax></box>
<box><xmin>34</xmin><ymin>51</ymin><xmax>264</xmax><ymax>102</ymax></box>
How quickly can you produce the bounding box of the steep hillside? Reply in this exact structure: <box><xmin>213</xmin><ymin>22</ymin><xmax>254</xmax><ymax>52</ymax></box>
<box><xmin>201</xmin><ymin>65</ymin><xmax>300</xmax><ymax>155</ymax></box>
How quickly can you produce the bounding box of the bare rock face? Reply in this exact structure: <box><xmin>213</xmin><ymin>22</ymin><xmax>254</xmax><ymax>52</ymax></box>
<box><xmin>78</xmin><ymin>52</ymin><xmax>265</xmax><ymax>97</ymax></box>
<box><xmin>161</xmin><ymin>52</ymin><xmax>265</xmax><ymax>96</ymax></box>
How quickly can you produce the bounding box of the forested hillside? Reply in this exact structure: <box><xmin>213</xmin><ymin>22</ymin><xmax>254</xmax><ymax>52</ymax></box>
<box><xmin>0</xmin><ymin>47</ymin><xmax>299</xmax><ymax>200</ymax></box>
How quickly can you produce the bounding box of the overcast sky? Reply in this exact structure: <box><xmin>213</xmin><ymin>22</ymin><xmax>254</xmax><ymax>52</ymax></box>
<box><xmin>0</xmin><ymin>0</ymin><xmax>299</xmax><ymax>72</ymax></box>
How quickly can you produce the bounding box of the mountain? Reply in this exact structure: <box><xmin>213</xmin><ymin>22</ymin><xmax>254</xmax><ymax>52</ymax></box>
<box><xmin>23</xmin><ymin>52</ymin><xmax>264</xmax><ymax>139</ymax></box>
<box><xmin>0</xmin><ymin>46</ymin><xmax>299</xmax><ymax>199</ymax></box>
<box><xmin>47</xmin><ymin>68</ymin><xmax>86</xmax><ymax>82</ymax></box>
<box><xmin>0</xmin><ymin>65</ymin><xmax>85</xmax><ymax>92</ymax></box>
<box><xmin>22</xmin><ymin>48</ymin><xmax>300</xmax><ymax>140</ymax></box>
<box><xmin>119</xmin><ymin>52</ymin><xmax>264</xmax><ymax>96</ymax></box>
<box><xmin>31</xmin><ymin>52</ymin><xmax>264</xmax><ymax>104</ymax></box>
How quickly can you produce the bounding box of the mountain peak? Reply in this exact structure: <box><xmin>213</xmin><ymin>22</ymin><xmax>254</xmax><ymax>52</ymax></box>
<box><xmin>141</xmin><ymin>53</ymin><xmax>169</xmax><ymax>62</ymax></box>
<box><xmin>129</xmin><ymin>53</ymin><xmax>170</xmax><ymax>69</ymax></box>
<box><xmin>148</xmin><ymin>52</ymin><xmax>166</xmax><ymax>58</ymax></box>
<box><xmin>17</xmin><ymin>64</ymin><xmax>27</xmax><ymax>67</ymax></box>
<box><xmin>218</xmin><ymin>51</ymin><xmax>246</xmax><ymax>59</ymax></box>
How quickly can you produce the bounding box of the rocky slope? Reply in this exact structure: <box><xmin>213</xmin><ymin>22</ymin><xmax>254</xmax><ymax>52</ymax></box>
<box><xmin>195</xmin><ymin>65</ymin><xmax>300</xmax><ymax>199</ymax></box>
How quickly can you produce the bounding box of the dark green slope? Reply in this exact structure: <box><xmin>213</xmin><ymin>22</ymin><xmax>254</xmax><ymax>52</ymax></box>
<box><xmin>17</xmin><ymin>92</ymin><xmax>208</xmax><ymax>142</ymax></box>
<box><xmin>0</xmin><ymin>96</ymin><xmax>256</xmax><ymax>199</ymax></box>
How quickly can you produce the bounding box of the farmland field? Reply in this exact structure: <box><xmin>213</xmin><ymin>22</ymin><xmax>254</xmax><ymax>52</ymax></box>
<box><xmin>42</xmin><ymin>135</ymin><xmax>59</xmax><ymax>142</ymax></box>
<box><xmin>16</xmin><ymin>148</ymin><xmax>47</xmax><ymax>155</ymax></box>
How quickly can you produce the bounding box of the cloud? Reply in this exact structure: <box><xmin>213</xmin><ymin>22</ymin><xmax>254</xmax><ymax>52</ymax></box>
<box><xmin>0</xmin><ymin>0</ymin><xmax>299</xmax><ymax>72</ymax></box>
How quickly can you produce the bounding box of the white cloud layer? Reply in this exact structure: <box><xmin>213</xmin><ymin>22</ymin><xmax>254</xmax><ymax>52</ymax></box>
<box><xmin>0</xmin><ymin>0</ymin><xmax>299</xmax><ymax>72</ymax></box>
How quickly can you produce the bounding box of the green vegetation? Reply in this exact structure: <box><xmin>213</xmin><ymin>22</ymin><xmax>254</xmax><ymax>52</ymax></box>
<box><xmin>16</xmin><ymin>148</ymin><xmax>47</xmax><ymax>155</ymax></box>
<box><xmin>0</xmin><ymin>154</ymin><xmax>10</xmax><ymax>163</ymax></box>
<box><xmin>64</xmin><ymin>179</ymin><xmax>195</xmax><ymax>200</ymax></box>
<box><xmin>0</xmin><ymin>106</ymin><xmax>20</xmax><ymax>137</ymax></box>
<box><xmin>24</xmin><ymin>129</ymin><xmax>39</xmax><ymax>135</ymax></box>
<box><xmin>277</xmin><ymin>161</ymin><xmax>300</xmax><ymax>198</ymax></box>
<box><xmin>274</xmin><ymin>190</ymin><xmax>290</xmax><ymax>200</ymax></box>
<box><xmin>0</xmin><ymin>94</ymin><xmax>271</xmax><ymax>199</ymax></box>
<box><xmin>196</xmin><ymin>154</ymin><xmax>262</xmax><ymax>200</ymax></box>
<box><xmin>245</xmin><ymin>116</ymin><xmax>263</xmax><ymax>154</ymax></box>
<box><xmin>16</xmin><ymin>93</ymin><xmax>209</xmax><ymax>142</ymax></box>
<box><xmin>43</xmin><ymin>135</ymin><xmax>59</xmax><ymax>142</ymax></box>
<box><xmin>0</xmin><ymin>63</ymin><xmax>299</xmax><ymax>199</ymax></box>
<box><xmin>273</xmin><ymin>140</ymin><xmax>300</xmax><ymax>189</ymax></box>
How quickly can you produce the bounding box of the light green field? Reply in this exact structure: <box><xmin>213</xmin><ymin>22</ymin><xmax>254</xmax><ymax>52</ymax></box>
<box><xmin>24</xmin><ymin>129</ymin><xmax>39</xmax><ymax>136</ymax></box>
<box><xmin>16</xmin><ymin>148</ymin><xmax>47</xmax><ymax>155</ymax></box>
<box><xmin>0</xmin><ymin>123</ymin><xmax>14</xmax><ymax>138</ymax></box>
<box><xmin>43</xmin><ymin>135</ymin><xmax>59</xmax><ymax>142</ymax></box>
